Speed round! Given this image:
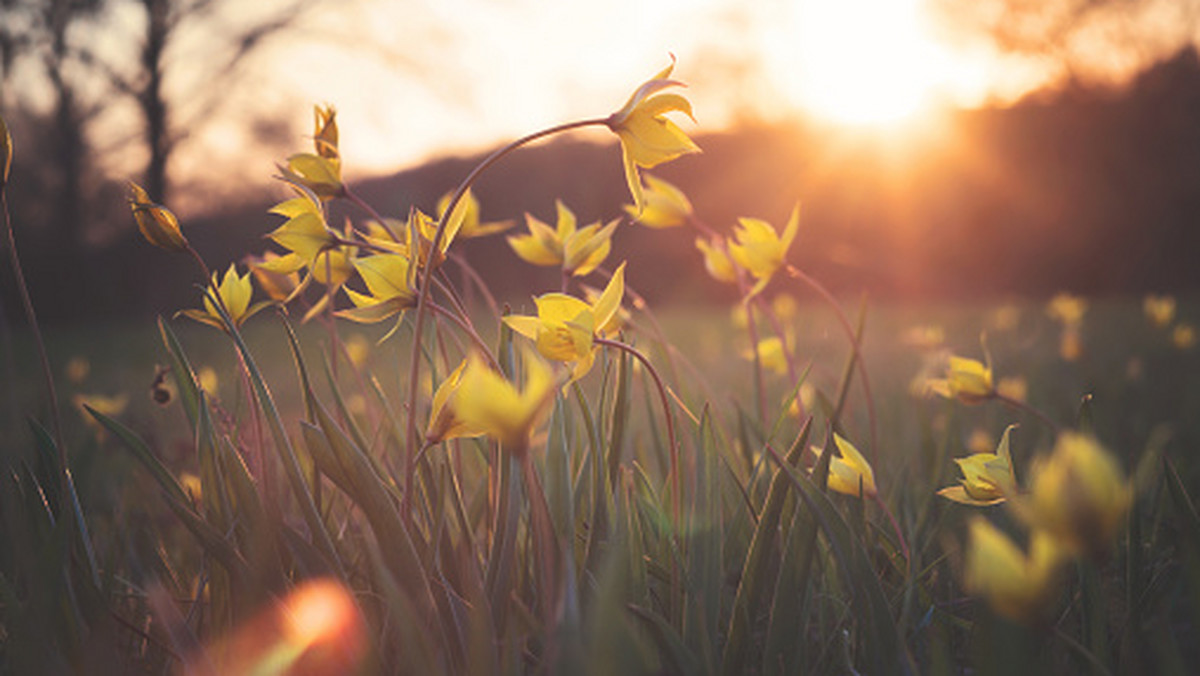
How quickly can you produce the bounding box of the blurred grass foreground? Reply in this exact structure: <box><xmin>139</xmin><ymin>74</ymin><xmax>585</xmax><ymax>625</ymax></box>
<box><xmin>3</xmin><ymin>62</ymin><xmax>1200</xmax><ymax>676</ymax></box>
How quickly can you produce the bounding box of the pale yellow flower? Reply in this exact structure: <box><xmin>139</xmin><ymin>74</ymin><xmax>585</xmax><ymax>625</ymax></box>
<box><xmin>452</xmin><ymin>350</ymin><xmax>557</xmax><ymax>452</ymax></box>
<box><xmin>268</xmin><ymin>193</ymin><xmax>338</xmax><ymax>265</ymax></box>
<box><xmin>197</xmin><ymin>366</ymin><xmax>219</xmax><ymax>396</ymax></box>
<box><xmin>727</xmin><ymin>206</ymin><xmax>800</xmax><ymax>297</ymax></box>
<box><xmin>427</xmin><ymin>360</ymin><xmax>489</xmax><ymax>444</ymax></box>
<box><xmin>181</xmin><ymin>265</ymin><xmax>269</xmax><ymax>331</ymax></box>
<box><xmin>926</xmin><ymin>355</ymin><xmax>995</xmax><ymax>404</ymax></box>
<box><xmin>606</xmin><ymin>59</ymin><xmax>700</xmax><ymax>211</ymax></box>
<box><xmin>624</xmin><ymin>174</ymin><xmax>692</xmax><ymax>228</ymax></box>
<box><xmin>1059</xmin><ymin>325</ymin><xmax>1083</xmax><ymax>362</ymax></box>
<box><xmin>965</xmin><ymin>519</ymin><xmax>1067</xmax><ymax>623</ymax></box>
<box><xmin>695</xmin><ymin>236</ymin><xmax>739</xmax><ymax>284</ymax></box>
<box><xmin>1023</xmin><ymin>433</ymin><xmax>1131</xmax><ymax>559</ymax></box>
<box><xmin>939</xmin><ymin>425</ymin><xmax>1018</xmax><ymax>506</ymax></box>
<box><xmin>282</xmin><ymin>104</ymin><xmax>343</xmax><ymax>199</ymax></box>
<box><xmin>335</xmin><ymin>253</ymin><xmax>417</xmax><ymax>333</ymax></box>
<box><xmin>507</xmin><ymin>201</ymin><xmax>617</xmax><ymax>277</ymax></box>
<box><xmin>742</xmin><ymin>336</ymin><xmax>789</xmax><ymax>376</ymax></box>
<box><xmin>810</xmin><ymin>433</ymin><xmax>876</xmax><ymax>498</ymax></box>
<box><xmin>504</xmin><ymin>263</ymin><xmax>625</xmax><ymax>386</ymax></box>
<box><xmin>1143</xmin><ymin>294</ymin><xmax>1176</xmax><ymax>329</ymax></box>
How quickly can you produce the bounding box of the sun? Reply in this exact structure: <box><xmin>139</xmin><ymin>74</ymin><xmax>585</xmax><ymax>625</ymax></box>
<box><xmin>763</xmin><ymin>0</ymin><xmax>972</xmax><ymax>128</ymax></box>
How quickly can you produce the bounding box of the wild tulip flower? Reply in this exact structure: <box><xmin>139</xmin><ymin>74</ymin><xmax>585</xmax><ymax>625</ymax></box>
<box><xmin>926</xmin><ymin>355</ymin><xmax>995</xmax><ymax>404</ymax></box>
<box><xmin>1023</xmin><ymin>432</ymin><xmax>1131</xmax><ymax>559</ymax></box>
<box><xmin>426</xmin><ymin>360</ymin><xmax>487</xmax><ymax>444</ymax></box>
<box><xmin>283</xmin><ymin>105</ymin><xmax>343</xmax><ymax>199</ymax></box>
<box><xmin>742</xmin><ymin>336</ymin><xmax>789</xmax><ymax>376</ymax></box>
<box><xmin>606</xmin><ymin>59</ymin><xmax>700</xmax><ymax>212</ymax></box>
<box><xmin>695</xmin><ymin>236</ymin><xmax>739</xmax><ymax>284</ymax></box>
<box><xmin>1046</xmin><ymin>292</ymin><xmax>1086</xmax><ymax>326</ymax></box>
<box><xmin>727</xmin><ymin>206</ymin><xmax>800</xmax><ymax>297</ymax></box>
<box><xmin>335</xmin><ymin>252</ymin><xmax>417</xmax><ymax>330</ymax></box>
<box><xmin>248</xmin><ymin>251</ymin><xmax>301</xmax><ymax>302</ymax></box>
<box><xmin>268</xmin><ymin>193</ymin><xmax>338</xmax><ymax>265</ymax></box>
<box><xmin>624</xmin><ymin>174</ymin><xmax>693</xmax><ymax>228</ymax></box>
<box><xmin>181</xmin><ymin>264</ymin><xmax>269</xmax><ymax>331</ymax></box>
<box><xmin>437</xmin><ymin>188</ymin><xmax>512</xmax><ymax>239</ymax></box>
<box><xmin>810</xmin><ymin>433</ymin><xmax>877</xmax><ymax>498</ymax></box>
<box><xmin>451</xmin><ymin>350</ymin><xmax>557</xmax><ymax>452</ymax></box>
<box><xmin>504</xmin><ymin>263</ymin><xmax>625</xmax><ymax>386</ymax></box>
<box><xmin>939</xmin><ymin>425</ymin><xmax>1019</xmax><ymax>506</ymax></box>
<box><xmin>965</xmin><ymin>519</ymin><xmax>1067</xmax><ymax>624</ymax></box>
<box><xmin>1143</xmin><ymin>294</ymin><xmax>1176</xmax><ymax>328</ymax></box>
<box><xmin>128</xmin><ymin>182</ymin><xmax>188</xmax><ymax>252</ymax></box>
<box><xmin>507</xmin><ymin>201</ymin><xmax>617</xmax><ymax>277</ymax></box>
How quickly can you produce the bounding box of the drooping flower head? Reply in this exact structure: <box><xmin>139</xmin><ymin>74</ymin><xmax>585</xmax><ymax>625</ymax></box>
<box><xmin>427</xmin><ymin>360</ymin><xmax>488</xmax><ymax>444</ymax></box>
<box><xmin>335</xmin><ymin>252</ymin><xmax>418</xmax><ymax>342</ymax></box>
<box><xmin>624</xmin><ymin>174</ymin><xmax>693</xmax><ymax>228</ymax></box>
<box><xmin>606</xmin><ymin>58</ymin><xmax>700</xmax><ymax>212</ymax></box>
<box><xmin>695</xmin><ymin>236</ymin><xmax>739</xmax><ymax>284</ymax></box>
<box><xmin>926</xmin><ymin>354</ymin><xmax>996</xmax><ymax>405</ymax></box>
<box><xmin>129</xmin><ymin>182</ymin><xmax>188</xmax><ymax>252</ymax></box>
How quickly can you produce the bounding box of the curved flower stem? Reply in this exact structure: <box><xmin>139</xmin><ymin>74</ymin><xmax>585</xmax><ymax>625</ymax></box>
<box><xmin>595</xmin><ymin>336</ymin><xmax>682</xmax><ymax>525</ymax></box>
<box><xmin>785</xmin><ymin>265</ymin><xmax>878</xmax><ymax>460</ymax></box>
<box><xmin>995</xmin><ymin>393</ymin><xmax>1061</xmax><ymax>433</ymax></box>
<box><xmin>343</xmin><ymin>184</ymin><xmax>400</xmax><ymax>241</ymax></box>
<box><xmin>449</xmin><ymin>250</ymin><xmax>500</xmax><ymax>319</ymax></box>
<box><xmin>404</xmin><ymin>118</ymin><xmax>609</xmax><ymax>465</ymax></box>
<box><xmin>428</xmin><ymin>302</ymin><xmax>499</xmax><ymax>370</ymax></box>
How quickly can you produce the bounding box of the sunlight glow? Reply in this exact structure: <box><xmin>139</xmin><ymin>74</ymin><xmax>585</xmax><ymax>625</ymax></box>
<box><xmin>764</xmin><ymin>0</ymin><xmax>988</xmax><ymax>128</ymax></box>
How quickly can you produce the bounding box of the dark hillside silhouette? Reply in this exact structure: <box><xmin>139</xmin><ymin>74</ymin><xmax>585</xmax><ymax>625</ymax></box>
<box><xmin>7</xmin><ymin>47</ymin><xmax>1200</xmax><ymax>324</ymax></box>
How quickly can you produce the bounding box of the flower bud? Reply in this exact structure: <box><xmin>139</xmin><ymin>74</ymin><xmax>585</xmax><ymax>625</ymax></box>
<box><xmin>128</xmin><ymin>182</ymin><xmax>188</xmax><ymax>252</ymax></box>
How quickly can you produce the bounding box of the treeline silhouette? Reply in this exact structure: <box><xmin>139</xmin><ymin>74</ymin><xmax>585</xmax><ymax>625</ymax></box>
<box><xmin>6</xmin><ymin>48</ymin><xmax>1200</xmax><ymax>325</ymax></box>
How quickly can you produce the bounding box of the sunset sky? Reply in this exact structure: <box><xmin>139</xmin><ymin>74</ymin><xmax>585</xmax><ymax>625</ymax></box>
<box><xmin>10</xmin><ymin>0</ymin><xmax>1198</xmax><ymax>214</ymax></box>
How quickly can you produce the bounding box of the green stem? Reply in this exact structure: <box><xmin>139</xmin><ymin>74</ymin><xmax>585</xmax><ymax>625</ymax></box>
<box><xmin>595</xmin><ymin>336</ymin><xmax>681</xmax><ymax>526</ymax></box>
<box><xmin>404</xmin><ymin>118</ymin><xmax>608</xmax><ymax>472</ymax></box>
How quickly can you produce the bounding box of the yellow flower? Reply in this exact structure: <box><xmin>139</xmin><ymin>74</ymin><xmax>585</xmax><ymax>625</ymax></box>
<box><xmin>606</xmin><ymin>58</ymin><xmax>700</xmax><ymax>212</ymax></box>
<box><xmin>926</xmin><ymin>355</ymin><xmax>995</xmax><ymax>404</ymax></box>
<box><xmin>1059</xmin><ymin>325</ymin><xmax>1083</xmax><ymax>361</ymax></box>
<box><xmin>282</xmin><ymin>105</ymin><xmax>343</xmax><ymax>199</ymax></box>
<box><xmin>1023</xmin><ymin>432</ymin><xmax>1131</xmax><ymax>559</ymax></box>
<box><xmin>900</xmin><ymin>325</ymin><xmax>945</xmax><ymax>351</ymax></box>
<box><xmin>437</xmin><ymin>188</ymin><xmax>513</xmax><ymax>239</ymax></box>
<box><xmin>248</xmin><ymin>251</ymin><xmax>302</xmax><ymax>302</ymax></box>
<box><xmin>504</xmin><ymin>263</ymin><xmax>626</xmax><ymax>386</ymax></box>
<box><xmin>1173</xmin><ymin>323</ymin><xmax>1196</xmax><ymax>350</ymax></box>
<box><xmin>809</xmin><ymin>433</ymin><xmax>876</xmax><ymax>498</ymax></box>
<box><xmin>128</xmin><ymin>182</ymin><xmax>188</xmax><ymax>252</ymax></box>
<box><xmin>1143</xmin><ymin>294</ymin><xmax>1176</xmax><ymax>329</ymax></box>
<box><xmin>623</xmin><ymin>174</ymin><xmax>692</xmax><ymax>228</ymax></box>
<box><xmin>426</xmin><ymin>360</ymin><xmax>488</xmax><ymax>444</ymax></box>
<box><xmin>179</xmin><ymin>472</ymin><xmax>202</xmax><ymax>503</ymax></box>
<box><xmin>939</xmin><ymin>425</ymin><xmax>1019</xmax><ymax>506</ymax></box>
<box><xmin>742</xmin><ymin>336</ymin><xmax>789</xmax><ymax>376</ymax></box>
<box><xmin>695</xmin><ymin>236</ymin><xmax>739</xmax><ymax>284</ymax></box>
<box><xmin>268</xmin><ymin>193</ymin><xmax>338</xmax><ymax>265</ymax></box>
<box><xmin>727</xmin><ymin>206</ymin><xmax>800</xmax><ymax>297</ymax></box>
<box><xmin>507</xmin><ymin>201</ymin><xmax>617</xmax><ymax>276</ymax></box>
<box><xmin>451</xmin><ymin>350</ymin><xmax>557</xmax><ymax>452</ymax></box>
<box><xmin>964</xmin><ymin>519</ymin><xmax>1067</xmax><ymax>624</ymax></box>
<box><xmin>197</xmin><ymin>366</ymin><xmax>219</xmax><ymax>396</ymax></box>
<box><xmin>335</xmin><ymin>253</ymin><xmax>417</xmax><ymax>334</ymax></box>
<box><xmin>181</xmin><ymin>264</ymin><xmax>269</xmax><ymax>331</ymax></box>
<box><xmin>1046</xmin><ymin>292</ymin><xmax>1086</xmax><ymax>325</ymax></box>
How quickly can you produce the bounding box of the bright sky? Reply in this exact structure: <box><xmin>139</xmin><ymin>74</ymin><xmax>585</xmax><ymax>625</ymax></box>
<box><xmin>43</xmin><ymin>0</ymin><xmax>1193</xmax><ymax>212</ymax></box>
<box><xmin>167</xmin><ymin>0</ymin><xmax>1045</xmax><ymax>195</ymax></box>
